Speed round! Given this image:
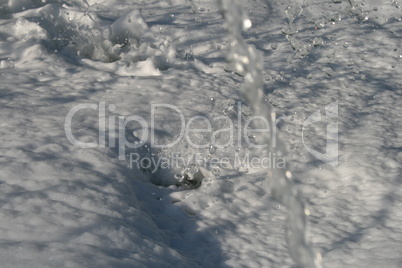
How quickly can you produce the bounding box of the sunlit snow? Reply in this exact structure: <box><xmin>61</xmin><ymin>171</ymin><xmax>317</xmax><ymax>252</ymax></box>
<box><xmin>0</xmin><ymin>0</ymin><xmax>401</xmax><ymax>267</ymax></box>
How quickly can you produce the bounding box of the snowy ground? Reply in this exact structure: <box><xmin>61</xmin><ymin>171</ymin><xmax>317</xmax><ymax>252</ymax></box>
<box><xmin>0</xmin><ymin>0</ymin><xmax>401</xmax><ymax>267</ymax></box>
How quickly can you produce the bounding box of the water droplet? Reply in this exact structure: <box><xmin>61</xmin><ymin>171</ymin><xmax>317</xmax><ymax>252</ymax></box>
<box><xmin>328</xmin><ymin>13</ymin><xmax>341</xmax><ymax>23</ymax></box>
<box><xmin>209</xmin><ymin>145</ymin><xmax>217</xmax><ymax>154</ymax></box>
<box><xmin>304</xmin><ymin>208</ymin><xmax>311</xmax><ymax>216</ymax></box>
<box><xmin>274</xmin><ymin>74</ymin><xmax>283</xmax><ymax>81</ymax></box>
<box><xmin>243</xmin><ymin>19</ymin><xmax>252</xmax><ymax>30</ymax></box>
<box><xmin>285</xmin><ymin>5</ymin><xmax>303</xmax><ymax>23</ymax></box>
<box><xmin>315</xmin><ymin>19</ymin><xmax>326</xmax><ymax>29</ymax></box>
<box><xmin>212</xmin><ymin>168</ymin><xmax>221</xmax><ymax>177</ymax></box>
<box><xmin>174</xmin><ymin>174</ymin><xmax>184</xmax><ymax>182</ymax></box>
<box><xmin>313</xmin><ymin>37</ymin><xmax>324</xmax><ymax>47</ymax></box>
<box><xmin>242</xmin><ymin>106</ymin><xmax>251</xmax><ymax>116</ymax></box>
<box><xmin>187</xmin><ymin>163</ymin><xmax>199</xmax><ymax>175</ymax></box>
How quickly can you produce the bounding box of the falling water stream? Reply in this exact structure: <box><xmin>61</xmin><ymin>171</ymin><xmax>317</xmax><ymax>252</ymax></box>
<box><xmin>217</xmin><ymin>0</ymin><xmax>322</xmax><ymax>267</ymax></box>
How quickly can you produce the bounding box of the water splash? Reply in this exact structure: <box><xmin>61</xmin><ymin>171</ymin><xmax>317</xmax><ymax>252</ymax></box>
<box><xmin>217</xmin><ymin>0</ymin><xmax>322</xmax><ymax>267</ymax></box>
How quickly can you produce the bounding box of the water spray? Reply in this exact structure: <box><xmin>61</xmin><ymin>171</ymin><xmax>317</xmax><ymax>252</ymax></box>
<box><xmin>217</xmin><ymin>0</ymin><xmax>322</xmax><ymax>267</ymax></box>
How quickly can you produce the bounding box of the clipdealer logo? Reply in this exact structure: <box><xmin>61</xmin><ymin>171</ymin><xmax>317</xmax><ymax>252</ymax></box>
<box><xmin>64</xmin><ymin>101</ymin><xmax>339</xmax><ymax>167</ymax></box>
<box><xmin>64</xmin><ymin>102</ymin><xmax>279</xmax><ymax>160</ymax></box>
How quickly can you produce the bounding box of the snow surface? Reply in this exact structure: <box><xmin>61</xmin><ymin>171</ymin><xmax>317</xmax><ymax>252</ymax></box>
<box><xmin>0</xmin><ymin>0</ymin><xmax>401</xmax><ymax>267</ymax></box>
